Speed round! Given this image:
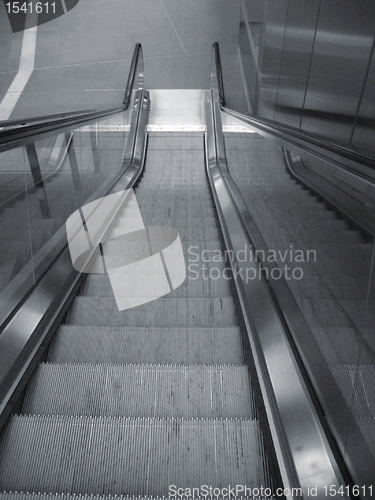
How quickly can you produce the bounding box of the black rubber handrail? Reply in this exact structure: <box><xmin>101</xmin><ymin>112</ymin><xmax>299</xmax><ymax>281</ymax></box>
<box><xmin>213</xmin><ymin>42</ymin><xmax>226</xmax><ymax>108</ymax></box>
<box><xmin>212</xmin><ymin>42</ymin><xmax>375</xmax><ymax>171</ymax></box>
<box><xmin>0</xmin><ymin>43</ymin><xmax>143</xmax><ymax>153</ymax></box>
<box><xmin>0</xmin><ymin>109</ymin><xmax>96</xmax><ymax>128</ymax></box>
<box><xmin>123</xmin><ymin>42</ymin><xmax>143</xmax><ymax>107</ymax></box>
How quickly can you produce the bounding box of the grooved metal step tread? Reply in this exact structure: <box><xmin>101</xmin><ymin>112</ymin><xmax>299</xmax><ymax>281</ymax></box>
<box><xmin>262</xmin><ymin>228</ymin><xmax>361</xmax><ymax>244</ymax></box>
<box><xmin>81</xmin><ymin>267</ymin><xmax>231</xmax><ymax>298</ymax></box>
<box><xmin>261</xmin><ymin>218</ymin><xmax>349</xmax><ymax>232</ymax></box>
<box><xmin>137</xmin><ymin>181</ymin><xmax>211</xmax><ymax>188</ymax></box>
<box><xmin>151</xmin><ymin>227</ymin><xmax>221</xmax><ymax>242</ymax></box>
<box><xmin>113</xmin><ymin>217</ymin><xmax>217</xmax><ymax>229</ymax></box>
<box><xmin>250</xmin><ymin>206</ymin><xmax>339</xmax><ymax>221</ymax></box>
<box><xmin>332</xmin><ymin>365</ymin><xmax>375</xmax><ymax>418</ymax></box>
<box><xmin>144</xmin><ymin>153</ymin><xmax>206</xmax><ymax>164</ymax></box>
<box><xmin>23</xmin><ymin>364</ymin><xmax>254</xmax><ymax>419</ymax></box>
<box><xmin>136</xmin><ymin>199</ymin><xmax>213</xmax><ymax>210</ymax></box>
<box><xmin>138</xmin><ymin>185</ymin><xmax>210</xmax><ymax>192</ymax></box>
<box><xmin>48</xmin><ymin>326</ymin><xmax>245</xmax><ymax>365</ymax></box>
<box><xmin>0</xmin><ymin>416</ymin><xmax>271</xmax><ymax>496</ymax></box>
<box><xmin>147</xmin><ymin>134</ymin><xmax>204</xmax><ymax>150</ymax></box>
<box><xmin>138</xmin><ymin>178</ymin><xmax>209</xmax><ymax>183</ymax></box>
<box><xmin>139</xmin><ymin>208</ymin><xmax>216</xmax><ymax>218</ymax></box>
<box><xmin>67</xmin><ymin>297</ymin><xmax>237</xmax><ymax>328</ymax></box>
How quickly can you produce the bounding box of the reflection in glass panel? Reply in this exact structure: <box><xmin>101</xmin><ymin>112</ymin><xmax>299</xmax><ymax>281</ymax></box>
<box><xmin>224</xmin><ymin>131</ymin><xmax>375</xmax><ymax>463</ymax></box>
<box><xmin>0</xmin><ymin>146</ymin><xmax>33</xmax><ymax>291</ymax></box>
<box><xmin>343</xmin><ymin>242</ymin><xmax>375</xmax><ymax>461</ymax></box>
<box><xmin>0</xmin><ymin>110</ymin><xmax>132</xmax><ymax>323</ymax></box>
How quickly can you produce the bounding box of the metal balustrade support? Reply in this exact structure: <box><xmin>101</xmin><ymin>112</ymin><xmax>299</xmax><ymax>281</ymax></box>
<box><xmin>25</xmin><ymin>143</ymin><xmax>50</xmax><ymax>218</ymax></box>
<box><xmin>65</xmin><ymin>133</ymin><xmax>82</xmax><ymax>191</ymax></box>
<box><xmin>90</xmin><ymin>128</ymin><xmax>100</xmax><ymax>173</ymax></box>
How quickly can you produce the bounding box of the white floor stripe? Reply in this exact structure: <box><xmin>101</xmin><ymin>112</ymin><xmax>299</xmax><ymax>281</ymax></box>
<box><xmin>0</xmin><ymin>25</ymin><xmax>37</xmax><ymax>120</ymax></box>
<box><xmin>160</xmin><ymin>0</ymin><xmax>187</xmax><ymax>55</ymax></box>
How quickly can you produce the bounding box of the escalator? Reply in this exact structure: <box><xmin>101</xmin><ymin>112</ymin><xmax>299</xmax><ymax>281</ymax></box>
<box><xmin>0</xmin><ymin>130</ymin><xmax>281</xmax><ymax>496</ymax></box>
<box><xmin>0</xmin><ymin>43</ymin><xmax>375</xmax><ymax>499</ymax></box>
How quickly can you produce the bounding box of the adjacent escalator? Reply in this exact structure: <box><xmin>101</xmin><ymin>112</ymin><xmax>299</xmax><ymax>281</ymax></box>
<box><xmin>225</xmin><ymin>131</ymin><xmax>375</xmax><ymax>466</ymax></box>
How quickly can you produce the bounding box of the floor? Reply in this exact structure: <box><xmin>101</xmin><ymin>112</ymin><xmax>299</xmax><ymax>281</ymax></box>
<box><xmin>0</xmin><ymin>0</ymin><xmax>244</xmax><ymax>118</ymax></box>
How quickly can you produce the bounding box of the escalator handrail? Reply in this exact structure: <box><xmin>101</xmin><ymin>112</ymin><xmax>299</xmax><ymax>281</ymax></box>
<box><xmin>212</xmin><ymin>42</ymin><xmax>375</xmax><ymax>172</ymax></box>
<box><xmin>123</xmin><ymin>42</ymin><xmax>144</xmax><ymax>107</ymax></box>
<box><xmin>0</xmin><ymin>43</ymin><xmax>144</xmax><ymax>153</ymax></box>
<box><xmin>0</xmin><ymin>109</ymin><xmax>97</xmax><ymax>128</ymax></box>
<box><xmin>212</xmin><ymin>42</ymin><xmax>375</xmax><ymax>489</ymax></box>
<box><xmin>0</xmin><ymin>88</ymin><xmax>150</xmax><ymax>431</ymax></box>
<box><xmin>212</xmin><ymin>42</ymin><xmax>226</xmax><ymax>108</ymax></box>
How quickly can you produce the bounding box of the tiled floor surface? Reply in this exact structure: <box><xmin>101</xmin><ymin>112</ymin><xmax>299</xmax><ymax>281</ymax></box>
<box><xmin>0</xmin><ymin>0</ymin><xmax>245</xmax><ymax>117</ymax></box>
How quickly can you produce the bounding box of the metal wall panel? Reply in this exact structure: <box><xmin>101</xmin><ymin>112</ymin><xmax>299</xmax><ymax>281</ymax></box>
<box><xmin>242</xmin><ymin>0</ymin><xmax>263</xmax><ymax>22</ymax></box>
<box><xmin>351</xmin><ymin>42</ymin><xmax>375</xmax><ymax>152</ymax></box>
<box><xmin>256</xmin><ymin>0</ymin><xmax>288</xmax><ymax>120</ymax></box>
<box><xmin>300</xmin><ymin>0</ymin><xmax>375</xmax><ymax>143</ymax></box>
<box><xmin>274</xmin><ymin>0</ymin><xmax>320</xmax><ymax>128</ymax></box>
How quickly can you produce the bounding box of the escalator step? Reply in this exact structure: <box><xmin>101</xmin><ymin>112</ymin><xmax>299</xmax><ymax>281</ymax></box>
<box><xmin>0</xmin><ymin>416</ymin><xmax>270</xmax><ymax>496</ymax></box>
<box><xmin>180</xmin><ymin>228</ymin><xmax>219</xmax><ymax>241</ymax></box>
<box><xmin>256</xmin><ymin>217</ymin><xmax>349</xmax><ymax>232</ymax></box>
<box><xmin>252</xmin><ymin>206</ymin><xmax>339</xmax><ymax>221</ymax></box>
<box><xmin>139</xmin><ymin>207</ymin><xmax>216</xmax><ymax>219</ymax></box>
<box><xmin>181</xmin><ymin>241</ymin><xmax>223</xmax><ymax>253</ymax></box>
<box><xmin>138</xmin><ymin>180</ymin><xmax>210</xmax><ymax>187</ymax></box>
<box><xmin>67</xmin><ymin>297</ymin><xmax>237</xmax><ymax>328</ymax></box>
<box><xmin>23</xmin><ymin>364</ymin><xmax>255</xmax><ymax>419</ymax></box>
<box><xmin>81</xmin><ymin>267</ymin><xmax>231</xmax><ymax>298</ymax></box>
<box><xmin>105</xmin><ymin>225</ymin><xmax>219</xmax><ymax>242</ymax></box>
<box><xmin>136</xmin><ymin>198</ymin><xmax>213</xmax><ymax>210</ymax></box>
<box><xmin>135</xmin><ymin>190</ymin><xmax>212</xmax><ymax>199</ymax></box>
<box><xmin>48</xmin><ymin>326</ymin><xmax>245</xmax><ymax>365</ymax></box>
<box><xmin>147</xmin><ymin>133</ymin><xmax>204</xmax><ymax>150</ymax></box>
<box><xmin>261</xmin><ymin>227</ymin><xmax>361</xmax><ymax>244</ymax></box>
<box><xmin>332</xmin><ymin>365</ymin><xmax>375</xmax><ymax>417</ymax></box>
<box><xmin>357</xmin><ymin>417</ymin><xmax>375</xmax><ymax>458</ymax></box>
<box><xmin>112</xmin><ymin>216</ymin><xmax>218</xmax><ymax>229</ymax></box>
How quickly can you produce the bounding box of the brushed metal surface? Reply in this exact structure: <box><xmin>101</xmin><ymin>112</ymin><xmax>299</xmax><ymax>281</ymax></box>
<box><xmin>351</xmin><ymin>42</ymin><xmax>375</xmax><ymax>152</ymax></box>
<box><xmin>213</xmin><ymin>41</ymin><xmax>375</xmax><ymax>490</ymax></box>
<box><xmin>146</xmin><ymin>89</ymin><xmax>206</xmax><ymax>131</ymax></box>
<box><xmin>301</xmin><ymin>0</ymin><xmax>375</xmax><ymax>143</ymax></box>
<box><xmin>208</xmin><ymin>56</ymin><xmax>351</xmax><ymax>496</ymax></box>
<box><xmin>256</xmin><ymin>0</ymin><xmax>288</xmax><ymax>120</ymax></box>
<box><xmin>274</xmin><ymin>0</ymin><xmax>320</xmax><ymax>128</ymax></box>
<box><xmin>255</xmin><ymin>0</ymin><xmax>375</xmax><ymax>153</ymax></box>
